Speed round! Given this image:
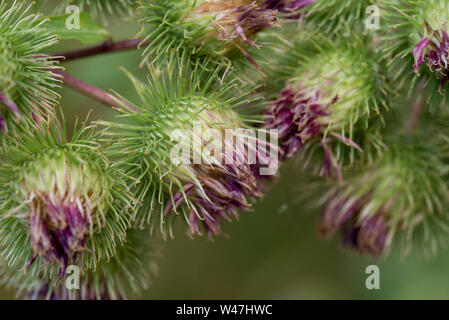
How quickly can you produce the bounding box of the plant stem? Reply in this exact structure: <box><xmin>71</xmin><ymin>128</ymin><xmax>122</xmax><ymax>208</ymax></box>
<box><xmin>53</xmin><ymin>38</ymin><xmax>143</xmax><ymax>62</ymax></box>
<box><xmin>51</xmin><ymin>69</ymin><xmax>137</xmax><ymax>112</ymax></box>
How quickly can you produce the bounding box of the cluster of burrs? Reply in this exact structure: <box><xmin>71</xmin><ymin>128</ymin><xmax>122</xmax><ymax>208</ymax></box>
<box><xmin>1</xmin><ymin>0</ymin><xmax>449</xmax><ymax>299</ymax></box>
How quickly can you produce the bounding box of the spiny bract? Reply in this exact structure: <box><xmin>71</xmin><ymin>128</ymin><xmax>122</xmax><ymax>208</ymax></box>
<box><xmin>318</xmin><ymin>132</ymin><xmax>449</xmax><ymax>258</ymax></box>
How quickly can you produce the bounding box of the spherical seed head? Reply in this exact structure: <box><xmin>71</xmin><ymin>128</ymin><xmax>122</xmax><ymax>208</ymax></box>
<box><xmin>264</xmin><ymin>36</ymin><xmax>388</xmax><ymax>176</ymax></box>
<box><xmin>22</xmin><ymin>150</ymin><xmax>111</xmax><ymax>266</ymax></box>
<box><xmin>160</xmin><ymin>103</ymin><xmax>265</xmax><ymax>236</ymax></box>
<box><xmin>138</xmin><ymin>0</ymin><xmax>278</xmax><ymax>65</ymax></box>
<box><xmin>382</xmin><ymin>0</ymin><xmax>449</xmax><ymax>109</ymax></box>
<box><xmin>0</xmin><ymin>118</ymin><xmax>133</xmax><ymax>275</ymax></box>
<box><xmin>0</xmin><ymin>1</ymin><xmax>60</xmax><ymax>120</ymax></box>
<box><xmin>288</xmin><ymin>48</ymin><xmax>375</xmax><ymax>130</ymax></box>
<box><xmin>185</xmin><ymin>0</ymin><xmax>277</xmax><ymax>42</ymax></box>
<box><xmin>1</xmin><ymin>230</ymin><xmax>160</xmax><ymax>300</ymax></box>
<box><xmin>102</xmin><ymin>56</ymin><xmax>271</xmax><ymax>238</ymax></box>
<box><xmin>387</xmin><ymin>0</ymin><xmax>449</xmax><ymax>74</ymax></box>
<box><xmin>318</xmin><ymin>135</ymin><xmax>449</xmax><ymax>257</ymax></box>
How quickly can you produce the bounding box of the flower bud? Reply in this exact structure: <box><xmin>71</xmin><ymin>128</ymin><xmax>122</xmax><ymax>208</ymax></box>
<box><xmin>139</xmin><ymin>0</ymin><xmax>278</xmax><ymax>66</ymax></box>
<box><xmin>387</xmin><ymin>0</ymin><xmax>449</xmax><ymax>78</ymax></box>
<box><xmin>0</xmin><ymin>1</ymin><xmax>60</xmax><ymax>124</ymax></box>
<box><xmin>382</xmin><ymin>0</ymin><xmax>449</xmax><ymax>109</ymax></box>
<box><xmin>0</xmin><ymin>119</ymin><xmax>133</xmax><ymax>274</ymax></box>
<box><xmin>263</xmin><ymin>37</ymin><xmax>388</xmax><ymax>178</ymax></box>
<box><xmin>0</xmin><ymin>230</ymin><xmax>159</xmax><ymax>300</ymax></box>
<box><xmin>102</xmin><ymin>57</ymin><xmax>277</xmax><ymax>237</ymax></box>
<box><xmin>318</xmin><ymin>135</ymin><xmax>449</xmax><ymax>257</ymax></box>
<box><xmin>24</xmin><ymin>151</ymin><xmax>103</xmax><ymax>266</ymax></box>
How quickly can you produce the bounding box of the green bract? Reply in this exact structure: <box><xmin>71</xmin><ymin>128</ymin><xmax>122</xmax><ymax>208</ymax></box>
<box><xmin>100</xmin><ymin>54</ymin><xmax>268</xmax><ymax>238</ymax></box>
<box><xmin>319</xmin><ymin>132</ymin><xmax>449</xmax><ymax>257</ymax></box>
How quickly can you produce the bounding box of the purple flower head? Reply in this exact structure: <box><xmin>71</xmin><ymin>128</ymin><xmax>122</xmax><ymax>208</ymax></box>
<box><xmin>264</xmin><ymin>85</ymin><xmax>335</xmax><ymax>161</ymax></box>
<box><xmin>161</xmin><ymin>110</ymin><xmax>274</xmax><ymax>237</ymax></box>
<box><xmin>22</xmin><ymin>230</ymin><xmax>154</xmax><ymax>300</ymax></box>
<box><xmin>18</xmin><ymin>151</ymin><xmax>113</xmax><ymax>270</ymax></box>
<box><xmin>412</xmin><ymin>30</ymin><xmax>449</xmax><ymax>86</ymax></box>
<box><xmin>236</xmin><ymin>3</ymin><xmax>279</xmax><ymax>42</ymax></box>
<box><xmin>185</xmin><ymin>0</ymin><xmax>278</xmax><ymax>68</ymax></box>
<box><xmin>318</xmin><ymin>192</ymin><xmax>390</xmax><ymax>257</ymax></box>
<box><xmin>343</xmin><ymin>215</ymin><xmax>389</xmax><ymax>257</ymax></box>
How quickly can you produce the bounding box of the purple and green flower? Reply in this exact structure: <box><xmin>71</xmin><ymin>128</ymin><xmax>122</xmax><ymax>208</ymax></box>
<box><xmin>0</xmin><ymin>118</ymin><xmax>133</xmax><ymax>276</ymax></box>
<box><xmin>0</xmin><ymin>1</ymin><xmax>60</xmax><ymax>129</ymax></box>
<box><xmin>138</xmin><ymin>0</ymin><xmax>279</xmax><ymax>66</ymax></box>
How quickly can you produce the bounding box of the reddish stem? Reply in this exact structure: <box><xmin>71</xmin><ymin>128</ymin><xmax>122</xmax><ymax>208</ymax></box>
<box><xmin>53</xmin><ymin>38</ymin><xmax>143</xmax><ymax>62</ymax></box>
<box><xmin>51</xmin><ymin>69</ymin><xmax>137</xmax><ymax>112</ymax></box>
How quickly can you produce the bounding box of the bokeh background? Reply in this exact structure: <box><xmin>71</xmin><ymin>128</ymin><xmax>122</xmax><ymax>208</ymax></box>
<box><xmin>2</xmin><ymin>1</ymin><xmax>449</xmax><ymax>299</ymax></box>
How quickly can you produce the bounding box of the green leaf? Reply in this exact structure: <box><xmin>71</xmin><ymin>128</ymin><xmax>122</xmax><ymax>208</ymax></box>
<box><xmin>43</xmin><ymin>12</ymin><xmax>110</xmax><ymax>44</ymax></box>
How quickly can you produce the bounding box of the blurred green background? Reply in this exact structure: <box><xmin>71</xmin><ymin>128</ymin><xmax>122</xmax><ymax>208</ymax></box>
<box><xmin>2</xmin><ymin>1</ymin><xmax>449</xmax><ymax>300</ymax></box>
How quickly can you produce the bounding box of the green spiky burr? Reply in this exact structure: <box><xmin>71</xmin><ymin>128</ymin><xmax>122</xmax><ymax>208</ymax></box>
<box><xmin>100</xmin><ymin>53</ymin><xmax>272</xmax><ymax>238</ymax></box>
<box><xmin>318</xmin><ymin>130</ymin><xmax>449</xmax><ymax>258</ymax></box>
<box><xmin>261</xmin><ymin>32</ymin><xmax>390</xmax><ymax>179</ymax></box>
<box><xmin>381</xmin><ymin>0</ymin><xmax>449</xmax><ymax>113</ymax></box>
<box><xmin>1</xmin><ymin>229</ymin><xmax>160</xmax><ymax>300</ymax></box>
<box><xmin>137</xmin><ymin>0</ymin><xmax>278</xmax><ymax>66</ymax></box>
